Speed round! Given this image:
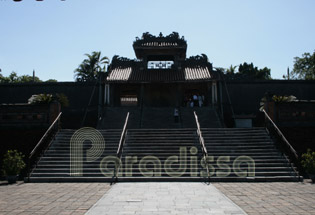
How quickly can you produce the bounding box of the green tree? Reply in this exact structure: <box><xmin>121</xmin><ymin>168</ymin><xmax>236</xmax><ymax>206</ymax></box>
<box><xmin>226</xmin><ymin>65</ymin><xmax>237</xmax><ymax>75</ymax></box>
<box><xmin>238</xmin><ymin>63</ymin><xmax>271</xmax><ymax>80</ymax></box>
<box><xmin>74</xmin><ymin>51</ymin><xmax>109</xmax><ymax>82</ymax></box>
<box><xmin>291</xmin><ymin>51</ymin><xmax>315</xmax><ymax>80</ymax></box>
<box><xmin>45</xmin><ymin>79</ymin><xmax>58</xmax><ymax>82</ymax></box>
<box><xmin>0</xmin><ymin>70</ymin><xmax>10</xmax><ymax>83</ymax></box>
<box><xmin>19</xmin><ymin>75</ymin><xmax>42</xmax><ymax>83</ymax></box>
<box><xmin>0</xmin><ymin>71</ymin><xmax>42</xmax><ymax>83</ymax></box>
<box><xmin>225</xmin><ymin>62</ymin><xmax>271</xmax><ymax>80</ymax></box>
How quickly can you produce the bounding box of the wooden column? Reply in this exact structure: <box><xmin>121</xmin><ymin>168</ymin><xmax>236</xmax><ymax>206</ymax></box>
<box><xmin>176</xmin><ymin>83</ymin><xmax>181</xmax><ymax>107</ymax></box>
<box><xmin>207</xmin><ymin>82</ymin><xmax>212</xmax><ymax>107</ymax></box>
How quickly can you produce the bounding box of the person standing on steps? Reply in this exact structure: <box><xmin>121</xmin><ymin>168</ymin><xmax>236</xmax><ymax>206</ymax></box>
<box><xmin>193</xmin><ymin>94</ymin><xmax>198</xmax><ymax>107</ymax></box>
<box><xmin>174</xmin><ymin>107</ymin><xmax>179</xmax><ymax>123</ymax></box>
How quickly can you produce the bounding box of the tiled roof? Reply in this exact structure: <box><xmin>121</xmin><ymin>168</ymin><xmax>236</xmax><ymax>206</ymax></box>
<box><xmin>106</xmin><ymin>66</ymin><xmax>211</xmax><ymax>83</ymax></box>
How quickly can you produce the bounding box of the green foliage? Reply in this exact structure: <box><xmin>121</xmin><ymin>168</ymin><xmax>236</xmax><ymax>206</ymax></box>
<box><xmin>45</xmin><ymin>79</ymin><xmax>58</xmax><ymax>82</ymax></box>
<box><xmin>238</xmin><ymin>63</ymin><xmax>271</xmax><ymax>80</ymax></box>
<box><xmin>74</xmin><ymin>51</ymin><xmax>109</xmax><ymax>82</ymax></box>
<box><xmin>2</xmin><ymin>150</ymin><xmax>26</xmax><ymax>176</ymax></box>
<box><xmin>0</xmin><ymin>71</ymin><xmax>42</xmax><ymax>83</ymax></box>
<box><xmin>28</xmin><ymin>94</ymin><xmax>53</xmax><ymax>104</ymax></box>
<box><xmin>183</xmin><ymin>54</ymin><xmax>210</xmax><ymax>67</ymax></box>
<box><xmin>56</xmin><ymin>93</ymin><xmax>69</xmax><ymax>107</ymax></box>
<box><xmin>226</xmin><ymin>65</ymin><xmax>237</xmax><ymax>74</ymax></box>
<box><xmin>259</xmin><ymin>94</ymin><xmax>297</xmax><ymax>111</ymax></box>
<box><xmin>19</xmin><ymin>75</ymin><xmax>42</xmax><ymax>83</ymax></box>
<box><xmin>291</xmin><ymin>51</ymin><xmax>315</xmax><ymax>80</ymax></box>
<box><xmin>28</xmin><ymin>93</ymin><xmax>69</xmax><ymax>107</ymax></box>
<box><xmin>225</xmin><ymin>62</ymin><xmax>272</xmax><ymax>80</ymax></box>
<box><xmin>272</xmin><ymin>95</ymin><xmax>297</xmax><ymax>103</ymax></box>
<box><xmin>301</xmin><ymin>149</ymin><xmax>315</xmax><ymax>174</ymax></box>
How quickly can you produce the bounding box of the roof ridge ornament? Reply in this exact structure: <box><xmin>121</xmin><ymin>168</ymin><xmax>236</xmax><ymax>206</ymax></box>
<box><xmin>133</xmin><ymin>32</ymin><xmax>187</xmax><ymax>48</ymax></box>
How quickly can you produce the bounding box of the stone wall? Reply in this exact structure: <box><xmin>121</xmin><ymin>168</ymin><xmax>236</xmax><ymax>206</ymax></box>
<box><xmin>224</xmin><ymin>80</ymin><xmax>315</xmax><ymax>115</ymax></box>
<box><xmin>1</xmin><ymin>80</ymin><xmax>315</xmax><ymax>128</ymax></box>
<box><xmin>0</xmin><ymin>82</ymin><xmax>99</xmax><ymax>128</ymax></box>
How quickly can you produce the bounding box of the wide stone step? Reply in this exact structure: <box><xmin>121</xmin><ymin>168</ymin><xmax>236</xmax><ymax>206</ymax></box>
<box><xmin>27</xmin><ymin>176</ymin><xmax>300</xmax><ymax>183</ymax></box>
<box><xmin>35</xmin><ymin>160</ymin><xmax>291</xmax><ymax>168</ymax></box>
<box><xmin>46</xmin><ymin>147</ymin><xmax>118</xmax><ymax>152</ymax></box>
<box><xmin>201</xmin><ymin>127</ymin><xmax>265</xmax><ymax>131</ymax></box>
<box><xmin>35</xmin><ymin>163</ymin><xmax>289</xmax><ymax>171</ymax></box>
<box><xmin>30</xmin><ymin>170</ymin><xmax>295</xmax><ymax>178</ymax></box>
<box><xmin>204</xmin><ymin>140</ymin><xmax>273</xmax><ymax>144</ymax></box>
<box><xmin>125</xmin><ymin>141</ymin><xmax>197</xmax><ymax>144</ymax></box>
<box><xmin>54</xmin><ymin>138</ymin><xmax>121</xmax><ymax>142</ymax></box>
<box><xmin>48</xmin><ymin>145</ymin><xmax>119</xmax><ymax>150</ymax></box>
<box><xmin>34</xmin><ymin>162</ymin><xmax>293</xmax><ymax>170</ymax></box>
<box><xmin>203</xmin><ymin>145</ymin><xmax>276</xmax><ymax>149</ymax></box>
<box><xmin>122</xmin><ymin>152</ymin><xmax>281</xmax><ymax>156</ymax></box>
<box><xmin>38</xmin><ymin>154</ymin><xmax>285</xmax><ymax>160</ymax></box>
<box><xmin>204</xmin><ymin>137</ymin><xmax>271</xmax><ymax>140</ymax></box>
<box><xmin>27</xmin><ymin>177</ymin><xmax>205</xmax><ymax>183</ymax></box>
<box><xmin>201</xmin><ymin>130</ymin><xmax>267</xmax><ymax>134</ymax></box>
<box><xmin>125</xmin><ymin>141</ymin><xmax>274</xmax><ymax>146</ymax></box>
<box><xmin>116</xmin><ymin>176</ymin><xmax>300</xmax><ymax>182</ymax></box>
<box><xmin>204</xmin><ymin>142</ymin><xmax>274</xmax><ymax>145</ymax></box>
<box><xmin>122</xmin><ymin>148</ymin><xmax>278</xmax><ymax>152</ymax></box>
<box><xmin>51</xmin><ymin>144</ymin><xmax>119</xmax><ymax>148</ymax></box>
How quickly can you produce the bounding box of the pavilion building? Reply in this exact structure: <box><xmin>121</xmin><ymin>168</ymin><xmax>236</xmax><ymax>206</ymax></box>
<box><xmin>100</xmin><ymin>32</ymin><xmax>223</xmax><ymax>129</ymax></box>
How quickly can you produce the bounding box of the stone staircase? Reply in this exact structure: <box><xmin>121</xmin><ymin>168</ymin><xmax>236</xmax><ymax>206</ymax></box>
<box><xmin>28</xmin><ymin>127</ymin><xmax>301</xmax><ymax>182</ymax></box>
<box><xmin>28</xmin><ymin>129</ymin><xmax>121</xmax><ymax>182</ymax></box>
<box><xmin>140</xmin><ymin>107</ymin><xmax>180</xmax><ymax>128</ymax></box>
<box><xmin>180</xmin><ymin>107</ymin><xmax>222</xmax><ymax>128</ymax></box>
<box><xmin>117</xmin><ymin>129</ymin><xmax>204</xmax><ymax>181</ymax></box>
<box><xmin>98</xmin><ymin>107</ymin><xmax>141</xmax><ymax>129</ymax></box>
<box><xmin>203</xmin><ymin>128</ymin><xmax>300</xmax><ymax>182</ymax></box>
<box><xmin>98</xmin><ymin>107</ymin><xmax>222</xmax><ymax>129</ymax></box>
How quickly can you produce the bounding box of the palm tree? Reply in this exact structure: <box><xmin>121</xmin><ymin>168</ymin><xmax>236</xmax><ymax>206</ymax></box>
<box><xmin>226</xmin><ymin>65</ymin><xmax>237</xmax><ymax>75</ymax></box>
<box><xmin>74</xmin><ymin>51</ymin><xmax>109</xmax><ymax>82</ymax></box>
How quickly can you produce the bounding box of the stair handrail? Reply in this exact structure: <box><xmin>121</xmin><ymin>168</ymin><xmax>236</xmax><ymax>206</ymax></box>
<box><xmin>262</xmin><ymin>109</ymin><xmax>301</xmax><ymax>177</ymax></box>
<box><xmin>112</xmin><ymin>112</ymin><xmax>129</xmax><ymax>182</ymax></box>
<box><xmin>194</xmin><ymin>111</ymin><xmax>210</xmax><ymax>181</ymax></box>
<box><xmin>117</xmin><ymin>112</ymin><xmax>130</xmax><ymax>156</ymax></box>
<box><xmin>28</xmin><ymin>112</ymin><xmax>62</xmax><ymax>181</ymax></box>
<box><xmin>262</xmin><ymin>109</ymin><xmax>298</xmax><ymax>158</ymax></box>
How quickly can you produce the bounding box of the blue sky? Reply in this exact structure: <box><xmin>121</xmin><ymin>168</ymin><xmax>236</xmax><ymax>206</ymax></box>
<box><xmin>0</xmin><ymin>0</ymin><xmax>315</xmax><ymax>81</ymax></box>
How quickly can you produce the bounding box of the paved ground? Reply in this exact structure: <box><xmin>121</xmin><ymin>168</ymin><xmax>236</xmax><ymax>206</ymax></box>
<box><xmin>214</xmin><ymin>181</ymin><xmax>315</xmax><ymax>215</ymax></box>
<box><xmin>86</xmin><ymin>182</ymin><xmax>246</xmax><ymax>215</ymax></box>
<box><xmin>0</xmin><ymin>182</ymin><xmax>110</xmax><ymax>215</ymax></box>
<box><xmin>0</xmin><ymin>181</ymin><xmax>315</xmax><ymax>215</ymax></box>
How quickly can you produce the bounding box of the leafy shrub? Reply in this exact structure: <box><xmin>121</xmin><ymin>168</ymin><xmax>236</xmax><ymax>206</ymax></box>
<box><xmin>28</xmin><ymin>93</ymin><xmax>52</xmax><ymax>105</ymax></box>
<box><xmin>259</xmin><ymin>94</ymin><xmax>297</xmax><ymax>111</ymax></box>
<box><xmin>28</xmin><ymin>93</ymin><xmax>69</xmax><ymax>107</ymax></box>
<box><xmin>272</xmin><ymin>95</ymin><xmax>297</xmax><ymax>103</ymax></box>
<box><xmin>301</xmin><ymin>149</ymin><xmax>315</xmax><ymax>174</ymax></box>
<box><xmin>56</xmin><ymin>93</ymin><xmax>69</xmax><ymax>107</ymax></box>
<box><xmin>2</xmin><ymin>150</ymin><xmax>26</xmax><ymax>176</ymax></box>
